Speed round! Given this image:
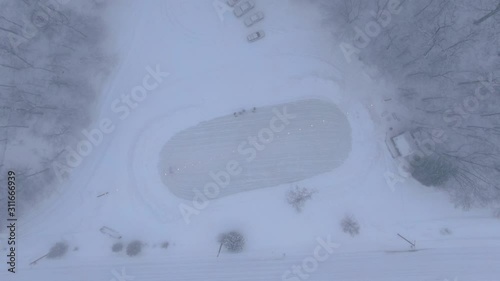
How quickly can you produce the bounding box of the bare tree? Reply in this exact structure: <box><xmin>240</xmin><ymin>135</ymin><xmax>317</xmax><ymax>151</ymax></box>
<box><xmin>218</xmin><ymin>231</ymin><xmax>245</xmax><ymax>253</ymax></box>
<box><xmin>473</xmin><ymin>1</ymin><xmax>500</xmax><ymax>25</ymax></box>
<box><xmin>286</xmin><ymin>185</ymin><xmax>316</xmax><ymax>212</ymax></box>
<box><xmin>315</xmin><ymin>0</ymin><xmax>500</xmax><ymax>208</ymax></box>
<box><xmin>46</xmin><ymin>242</ymin><xmax>69</xmax><ymax>259</ymax></box>
<box><xmin>340</xmin><ymin>214</ymin><xmax>360</xmax><ymax>237</ymax></box>
<box><xmin>0</xmin><ymin>0</ymin><xmax>113</xmax><ymax>215</ymax></box>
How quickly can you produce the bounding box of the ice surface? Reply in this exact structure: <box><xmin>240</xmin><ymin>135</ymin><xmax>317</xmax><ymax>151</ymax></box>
<box><xmin>158</xmin><ymin>99</ymin><xmax>351</xmax><ymax>200</ymax></box>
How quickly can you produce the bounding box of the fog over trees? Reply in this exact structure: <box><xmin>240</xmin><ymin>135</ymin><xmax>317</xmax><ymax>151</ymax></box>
<box><xmin>0</xmin><ymin>0</ymin><xmax>114</xmax><ymax>216</ymax></box>
<box><xmin>315</xmin><ymin>0</ymin><xmax>500</xmax><ymax>209</ymax></box>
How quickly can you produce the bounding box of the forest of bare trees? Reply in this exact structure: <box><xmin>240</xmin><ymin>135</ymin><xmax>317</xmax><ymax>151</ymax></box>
<box><xmin>0</xmin><ymin>0</ymin><xmax>113</xmax><ymax>216</ymax></box>
<box><xmin>316</xmin><ymin>0</ymin><xmax>500</xmax><ymax>209</ymax></box>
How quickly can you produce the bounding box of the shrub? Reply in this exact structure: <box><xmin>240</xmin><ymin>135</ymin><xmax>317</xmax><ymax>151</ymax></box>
<box><xmin>47</xmin><ymin>242</ymin><xmax>69</xmax><ymax>259</ymax></box>
<box><xmin>161</xmin><ymin>241</ymin><xmax>169</xmax><ymax>249</ymax></box>
<box><xmin>410</xmin><ymin>155</ymin><xmax>456</xmax><ymax>187</ymax></box>
<box><xmin>126</xmin><ymin>240</ymin><xmax>142</xmax><ymax>256</ymax></box>
<box><xmin>340</xmin><ymin>215</ymin><xmax>360</xmax><ymax>237</ymax></box>
<box><xmin>440</xmin><ymin>227</ymin><xmax>452</xmax><ymax>235</ymax></box>
<box><xmin>218</xmin><ymin>231</ymin><xmax>245</xmax><ymax>253</ymax></box>
<box><xmin>286</xmin><ymin>186</ymin><xmax>316</xmax><ymax>212</ymax></box>
<box><xmin>112</xmin><ymin>242</ymin><xmax>123</xmax><ymax>252</ymax></box>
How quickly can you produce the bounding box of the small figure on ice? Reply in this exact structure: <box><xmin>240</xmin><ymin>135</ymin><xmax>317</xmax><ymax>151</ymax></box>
<box><xmin>168</xmin><ymin>166</ymin><xmax>176</xmax><ymax>175</ymax></box>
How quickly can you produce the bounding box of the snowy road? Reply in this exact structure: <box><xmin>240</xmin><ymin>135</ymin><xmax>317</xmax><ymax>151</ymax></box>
<box><xmin>9</xmin><ymin>246</ymin><xmax>500</xmax><ymax>281</ymax></box>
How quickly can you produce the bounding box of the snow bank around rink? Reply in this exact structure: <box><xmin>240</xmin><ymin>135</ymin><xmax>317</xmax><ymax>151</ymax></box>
<box><xmin>126</xmin><ymin>67</ymin><xmax>376</xmax><ymax>227</ymax></box>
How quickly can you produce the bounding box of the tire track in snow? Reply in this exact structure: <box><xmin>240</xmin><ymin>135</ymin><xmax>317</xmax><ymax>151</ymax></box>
<box><xmin>6</xmin><ymin>246</ymin><xmax>500</xmax><ymax>281</ymax></box>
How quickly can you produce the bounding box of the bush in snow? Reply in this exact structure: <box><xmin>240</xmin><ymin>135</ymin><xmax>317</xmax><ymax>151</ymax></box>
<box><xmin>218</xmin><ymin>231</ymin><xmax>245</xmax><ymax>253</ymax></box>
<box><xmin>440</xmin><ymin>227</ymin><xmax>452</xmax><ymax>235</ymax></box>
<box><xmin>286</xmin><ymin>186</ymin><xmax>316</xmax><ymax>212</ymax></box>
<box><xmin>161</xmin><ymin>241</ymin><xmax>169</xmax><ymax>249</ymax></box>
<box><xmin>340</xmin><ymin>215</ymin><xmax>360</xmax><ymax>237</ymax></box>
<box><xmin>47</xmin><ymin>242</ymin><xmax>69</xmax><ymax>259</ymax></box>
<box><xmin>410</xmin><ymin>155</ymin><xmax>457</xmax><ymax>187</ymax></box>
<box><xmin>126</xmin><ymin>240</ymin><xmax>143</xmax><ymax>256</ymax></box>
<box><xmin>112</xmin><ymin>242</ymin><xmax>124</xmax><ymax>252</ymax></box>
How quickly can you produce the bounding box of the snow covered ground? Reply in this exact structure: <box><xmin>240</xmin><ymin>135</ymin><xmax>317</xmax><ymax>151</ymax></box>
<box><xmin>1</xmin><ymin>0</ymin><xmax>500</xmax><ymax>280</ymax></box>
<box><xmin>159</xmin><ymin>98</ymin><xmax>351</xmax><ymax>200</ymax></box>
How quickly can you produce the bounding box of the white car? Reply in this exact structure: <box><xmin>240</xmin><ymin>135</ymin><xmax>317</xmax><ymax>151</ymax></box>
<box><xmin>244</xmin><ymin>11</ymin><xmax>264</xmax><ymax>27</ymax></box>
<box><xmin>247</xmin><ymin>30</ymin><xmax>265</xmax><ymax>42</ymax></box>
<box><xmin>226</xmin><ymin>0</ymin><xmax>240</xmax><ymax>7</ymax></box>
<box><xmin>234</xmin><ymin>1</ymin><xmax>254</xmax><ymax>17</ymax></box>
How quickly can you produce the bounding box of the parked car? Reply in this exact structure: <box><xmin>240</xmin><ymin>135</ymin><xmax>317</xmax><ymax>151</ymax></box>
<box><xmin>226</xmin><ymin>0</ymin><xmax>240</xmax><ymax>7</ymax></box>
<box><xmin>244</xmin><ymin>11</ymin><xmax>264</xmax><ymax>27</ymax></box>
<box><xmin>247</xmin><ymin>30</ymin><xmax>265</xmax><ymax>42</ymax></box>
<box><xmin>234</xmin><ymin>1</ymin><xmax>254</xmax><ymax>17</ymax></box>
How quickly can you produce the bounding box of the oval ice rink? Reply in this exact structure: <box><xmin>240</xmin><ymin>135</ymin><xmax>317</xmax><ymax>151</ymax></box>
<box><xmin>158</xmin><ymin>99</ymin><xmax>352</xmax><ymax>200</ymax></box>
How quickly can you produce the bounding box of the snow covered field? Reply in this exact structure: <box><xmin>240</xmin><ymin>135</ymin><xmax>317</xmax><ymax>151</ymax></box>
<box><xmin>1</xmin><ymin>0</ymin><xmax>500</xmax><ymax>281</ymax></box>
<box><xmin>159</xmin><ymin>99</ymin><xmax>351</xmax><ymax>199</ymax></box>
